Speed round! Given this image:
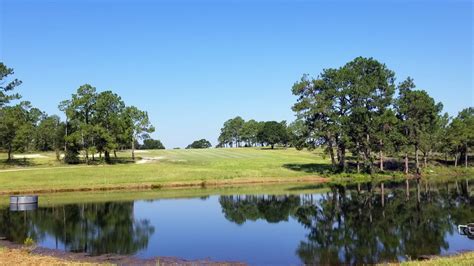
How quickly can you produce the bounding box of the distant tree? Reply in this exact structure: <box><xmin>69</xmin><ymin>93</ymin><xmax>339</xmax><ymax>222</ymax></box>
<box><xmin>241</xmin><ymin>119</ymin><xmax>260</xmax><ymax>146</ymax></box>
<box><xmin>93</xmin><ymin>91</ymin><xmax>126</xmax><ymax>162</ymax></box>
<box><xmin>371</xmin><ymin>109</ymin><xmax>399</xmax><ymax>171</ymax></box>
<box><xmin>218</xmin><ymin>116</ymin><xmax>245</xmax><ymax>147</ymax></box>
<box><xmin>124</xmin><ymin>106</ymin><xmax>155</xmax><ymax>160</ymax></box>
<box><xmin>419</xmin><ymin>112</ymin><xmax>449</xmax><ymax>167</ymax></box>
<box><xmin>0</xmin><ymin>62</ymin><xmax>22</xmax><ymax>107</ymax></box>
<box><xmin>35</xmin><ymin>115</ymin><xmax>66</xmax><ymax>160</ymax></box>
<box><xmin>257</xmin><ymin>121</ymin><xmax>288</xmax><ymax>149</ymax></box>
<box><xmin>395</xmin><ymin>78</ymin><xmax>443</xmax><ymax>174</ymax></box>
<box><xmin>447</xmin><ymin>108</ymin><xmax>473</xmax><ymax>167</ymax></box>
<box><xmin>0</xmin><ymin>102</ymin><xmax>38</xmax><ymax>160</ymax></box>
<box><xmin>61</xmin><ymin>84</ymin><xmax>98</xmax><ymax>163</ymax></box>
<box><xmin>141</xmin><ymin>138</ymin><xmax>165</xmax><ymax>150</ymax></box>
<box><xmin>287</xmin><ymin>119</ymin><xmax>309</xmax><ymax>150</ymax></box>
<box><xmin>186</xmin><ymin>139</ymin><xmax>212</xmax><ymax>149</ymax></box>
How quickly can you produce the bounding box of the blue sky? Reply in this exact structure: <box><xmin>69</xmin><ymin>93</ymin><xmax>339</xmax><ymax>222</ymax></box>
<box><xmin>1</xmin><ymin>0</ymin><xmax>472</xmax><ymax>148</ymax></box>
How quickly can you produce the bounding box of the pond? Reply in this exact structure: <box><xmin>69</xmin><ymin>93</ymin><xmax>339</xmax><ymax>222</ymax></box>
<box><xmin>0</xmin><ymin>179</ymin><xmax>473</xmax><ymax>265</ymax></box>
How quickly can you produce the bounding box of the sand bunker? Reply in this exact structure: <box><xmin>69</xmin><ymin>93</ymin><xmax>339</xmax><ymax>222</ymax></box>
<box><xmin>136</xmin><ymin>156</ymin><xmax>165</xmax><ymax>164</ymax></box>
<box><xmin>133</xmin><ymin>150</ymin><xmax>150</xmax><ymax>154</ymax></box>
<box><xmin>13</xmin><ymin>154</ymin><xmax>48</xmax><ymax>159</ymax></box>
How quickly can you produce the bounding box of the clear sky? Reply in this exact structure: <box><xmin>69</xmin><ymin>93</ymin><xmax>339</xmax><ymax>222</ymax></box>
<box><xmin>0</xmin><ymin>0</ymin><xmax>472</xmax><ymax>148</ymax></box>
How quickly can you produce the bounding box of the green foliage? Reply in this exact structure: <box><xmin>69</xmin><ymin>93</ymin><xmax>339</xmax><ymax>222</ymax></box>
<box><xmin>125</xmin><ymin>106</ymin><xmax>155</xmax><ymax>159</ymax></box>
<box><xmin>218</xmin><ymin>117</ymin><xmax>291</xmax><ymax>149</ymax></box>
<box><xmin>240</xmin><ymin>119</ymin><xmax>260</xmax><ymax>147</ymax></box>
<box><xmin>58</xmin><ymin>85</ymin><xmax>156</xmax><ymax>163</ymax></box>
<box><xmin>186</xmin><ymin>139</ymin><xmax>212</xmax><ymax>149</ymax></box>
<box><xmin>0</xmin><ymin>102</ymin><xmax>42</xmax><ymax>160</ymax></box>
<box><xmin>287</xmin><ymin>119</ymin><xmax>309</xmax><ymax>150</ymax></box>
<box><xmin>23</xmin><ymin>237</ymin><xmax>36</xmax><ymax>247</ymax></box>
<box><xmin>140</xmin><ymin>138</ymin><xmax>165</xmax><ymax>149</ymax></box>
<box><xmin>445</xmin><ymin>108</ymin><xmax>474</xmax><ymax>167</ymax></box>
<box><xmin>292</xmin><ymin>57</ymin><xmax>456</xmax><ymax>175</ymax></box>
<box><xmin>395</xmin><ymin>78</ymin><xmax>443</xmax><ymax>171</ymax></box>
<box><xmin>218</xmin><ymin>116</ymin><xmax>245</xmax><ymax>147</ymax></box>
<box><xmin>0</xmin><ymin>63</ymin><xmax>22</xmax><ymax>107</ymax></box>
<box><xmin>257</xmin><ymin>121</ymin><xmax>289</xmax><ymax>149</ymax></box>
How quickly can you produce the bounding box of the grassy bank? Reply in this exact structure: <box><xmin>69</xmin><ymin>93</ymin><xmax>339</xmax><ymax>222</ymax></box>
<box><xmin>396</xmin><ymin>252</ymin><xmax>474</xmax><ymax>266</ymax></box>
<box><xmin>1</xmin><ymin>246</ymin><xmax>472</xmax><ymax>266</ymax></box>
<box><xmin>0</xmin><ymin>148</ymin><xmax>471</xmax><ymax>194</ymax></box>
<box><xmin>0</xmin><ymin>247</ymin><xmax>103</xmax><ymax>265</ymax></box>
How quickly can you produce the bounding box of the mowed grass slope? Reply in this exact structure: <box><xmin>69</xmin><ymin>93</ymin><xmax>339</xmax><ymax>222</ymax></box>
<box><xmin>0</xmin><ymin>148</ymin><xmax>329</xmax><ymax>193</ymax></box>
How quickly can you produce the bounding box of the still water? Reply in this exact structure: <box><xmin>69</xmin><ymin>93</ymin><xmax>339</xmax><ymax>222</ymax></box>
<box><xmin>1</xmin><ymin>179</ymin><xmax>473</xmax><ymax>265</ymax></box>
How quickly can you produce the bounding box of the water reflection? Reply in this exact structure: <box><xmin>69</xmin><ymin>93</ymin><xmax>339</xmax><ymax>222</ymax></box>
<box><xmin>0</xmin><ymin>202</ymin><xmax>155</xmax><ymax>255</ymax></box>
<box><xmin>219</xmin><ymin>195</ymin><xmax>301</xmax><ymax>224</ymax></box>
<box><xmin>0</xmin><ymin>179</ymin><xmax>471</xmax><ymax>264</ymax></box>
<box><xmin>219</xmin><ymin>179</ymin><xmax>473</xmax><ymax>264</ymax></box>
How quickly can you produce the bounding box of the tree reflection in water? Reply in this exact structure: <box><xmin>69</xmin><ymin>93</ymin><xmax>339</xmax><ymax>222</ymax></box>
<box><xmin>0</xmin><ymin>202</ymin><xmax>154</xmax><ymax>255</ymax></box>
<box><xmin>219</xmin><ymin>179</ymin><xmax>473</xmax><ymax>264</ymax></box>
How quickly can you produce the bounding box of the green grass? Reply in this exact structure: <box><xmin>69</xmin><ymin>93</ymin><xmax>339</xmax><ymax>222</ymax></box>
<box><xmin>0</xmin><ymin>148</ymin><xmax>471</xmax><ymax>194</ymax></box>
<box><xmin>390</xmin><ymin>252</ymin><xmax>474</xmax><ymax>266</ymax></box>
<box><xmin>0</xmin><ymin>148</ymin><xmax>331</xmax><ymax>193</ymax></box>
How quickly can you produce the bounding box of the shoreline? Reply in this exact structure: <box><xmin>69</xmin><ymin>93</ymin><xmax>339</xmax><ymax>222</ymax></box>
<box><xmin>1</xmin><ymin>170</ymin><xmax>472</xmax><ymax>195</ymax></box>
<box><xmin>0</xmin><ymin>176</ymin><xmax>329</xmax><ymax>195</ymax></box>
<box><xmin>0</xmin><ymin>240</ymin><xmax>245</xmax><ymax>265</ymax></box>
<box><xmin>1</xmin><ymin>240</ymin><xmax>472</xmax><ymax>266</ymax></box>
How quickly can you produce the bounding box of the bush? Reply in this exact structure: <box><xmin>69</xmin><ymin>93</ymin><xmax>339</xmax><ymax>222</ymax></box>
<box><xmin>64</xmin><ymin>149</ymin><xmax>80</xmax><ymax>164</ymax></box>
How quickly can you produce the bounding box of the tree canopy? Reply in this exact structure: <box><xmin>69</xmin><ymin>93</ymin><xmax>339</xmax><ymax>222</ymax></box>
<box><xmin>292</xmin><ymin>57</ymin><xmax>470</xmax><ymax>173</ymax></box>
<box><xmin>140</xmin><ymin>138</ymin><xmax>165</xmax><ymax>150</ymax></box>
<box><xmin>186</xmin><ymin>139</ymin><xmax>212</xmax><ymax>149</ymax></box>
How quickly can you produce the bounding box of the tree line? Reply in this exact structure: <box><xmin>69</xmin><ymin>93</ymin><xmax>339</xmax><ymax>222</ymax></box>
<box><xmin>0</xmin><ymin>62</ymin><xmax>163</xmax><ymax>163</ymax></box>
<box><xmin>217</xmin><ymin>117</ymin><xmax>297</xmax><ymax>149</ymax></box>
<box><xmin>292</xmin><ymin>57</ymin><xmax>473</xmax><ymax>174</ymax></box>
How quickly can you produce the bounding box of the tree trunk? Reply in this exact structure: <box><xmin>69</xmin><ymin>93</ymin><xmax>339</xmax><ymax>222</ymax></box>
<box><xmin>271</xmin><ymin>144</ymin><xmax>274</xmax><ymax>149</ymax></box>
<box><xmin>381</xmin><ymin>182</ymin><xmax>385</xmax><ymax>207</ymax></box>
<box><xmin>415</xmin><ymin>145</ymin><xmax>419</xmax><ymax>171</ymax></box>
<box><xmin>82</xmin><ymin>131</ymin><xmax>88</xmax><ymax>164</ymax></box>
<box><xmin>328</xmin><ymin>141</ymin><xmax>336</xmax><ymax>170</ymax></box>
<box><xmin>423</xmin><ymin>153</ymin><xmax>427</xmax><ymax>168</ymax></box>
<box><xmin>404</xmin><ymin>153</ymin><xmax>409</xmax><ymax>174</ymax></box>
<box><xmin>365</xmin><ymin>133</ymin><xmax>372</xmax><ymax>174</ymax></box>
<box><xmin>379</xmin><ymin>139</ymin><xmax>384</xmax><ymax>171</ymax></box>
<box><xmin>7</xmin><ymin>145</ymin><xmax>12</xmax><ymax>161</ymax></box>
<box><xmin>64</xmin><ymin>118</ymin><xmax>68</xmax><ymax>152</ymax></box>
<box><xmin>104</xmin><ymin>150</ymin><xmax>111</xmax><ymax>163</ymax></box>
<box><xmin>379</xmin><ymin>150</ymin><xmax>384</xmax><ymax>171</ymax></box>
<box><xmin>416</xmin><ymin>178</ymin><xmax>421</xmax><ymax>204</ymax></box>
<box><xmin>356</xmin><ymin>154</ymin><xmax>360</xmax><ymax>173</ymax></box>
<box><xmin>338</xmin><ymin>144</ymin><xmax>346</xmax><ymax>172</ymax></box>
<box><xmin>465</xmin><ymin>145</ymin><xmax>468</xmax><ymax>168</ymax></box>
<box><xmin>454</xmin><ymin>154</ymin><xmax>458</xmax><ymax>167</ymax></box>
<box><xmin>114</xmin><ymin>150</ymin><xmax>117</xmax><ymax>158</ymax></box>
<box><xmin>131</xmin><ymin>138</ymin><xmax>136</xmax><ymax>160</ymax></box>
<box><xmin>405</xmin><ymin>178</ymin><xmax>410</xmax><ymax>201</ymax></box>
